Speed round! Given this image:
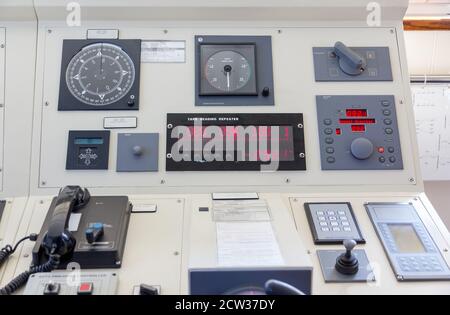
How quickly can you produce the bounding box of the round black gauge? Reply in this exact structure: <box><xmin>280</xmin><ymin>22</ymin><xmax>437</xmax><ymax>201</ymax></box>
<box><xmin>205</xmin><ymin>50</ymin><xmax>252</xmax><ymax>92</ymax></box>
<box><xmin>65</xmin><ymin>43</ymin><xmax>135</xmax><ymax>106</ymax></box>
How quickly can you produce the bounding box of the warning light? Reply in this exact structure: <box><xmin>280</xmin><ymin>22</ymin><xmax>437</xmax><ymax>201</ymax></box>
<box><xmin>335</xmin><ymin>128</ymin><xmax>341</xmax><ymax>135</ymax></box>
<box><xmin>378</xmin><ymin>147</ymin><xmax>385</xmax><ymax>153</ymax></box>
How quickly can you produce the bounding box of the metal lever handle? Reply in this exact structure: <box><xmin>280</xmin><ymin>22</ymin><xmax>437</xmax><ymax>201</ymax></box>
<box><xmin>334</xmin><ymin>41</ymin><xmax>367</xmax><ymax>76</ymax></box>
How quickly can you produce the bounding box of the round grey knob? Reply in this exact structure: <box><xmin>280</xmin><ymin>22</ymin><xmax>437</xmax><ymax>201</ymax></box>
<box><xmin>343</xmin><ymin>239</ymin><xmax>357</xmax><ymax>252</ymax></box>
<box><xmin>350</xmin><ymin>137</ymin><xmax>373</xmax><ymax>160</ymax></box>
<box><xmin>132</xmin><ymin>145</ymin><xmax>144</xmax><ymax>156</ymax></box>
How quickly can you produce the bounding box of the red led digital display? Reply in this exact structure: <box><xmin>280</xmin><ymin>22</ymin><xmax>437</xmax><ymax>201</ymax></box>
<box><xmin>339</xmin><ymin>118</ymin><xmax>375</xmax><ymax>124</ymax></box>
<box><xmin>346</xmin><ymin>109</ymin><xmax>368</xmax><ymax>117</ymax></box>
<box><xmin>351</xmin><ymin>125</ymin><xmax>366</xmax><ymax>132</ymax></box>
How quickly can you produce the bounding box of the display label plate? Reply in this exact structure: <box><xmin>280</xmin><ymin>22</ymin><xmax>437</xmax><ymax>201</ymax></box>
<box><xmin>103</xmin><ymin>117</ymin><xmax>137</xmax><ymax>129</ymax></box>
<box><xmin>141</xmin><ymin>40</ymin><xmax>186</xmax><ymax>63</ymax></box>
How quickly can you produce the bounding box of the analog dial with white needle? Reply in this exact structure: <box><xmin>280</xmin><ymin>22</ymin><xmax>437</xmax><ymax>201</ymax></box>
<box><xmin>65</xmin><ymin>43</ymin><xmax>135</xmax><ymax>106</ymax></box>
<box><xmin>205</xmin><ymin>50</ymin><xmax>251</xmax><ymax>92</ymax></box>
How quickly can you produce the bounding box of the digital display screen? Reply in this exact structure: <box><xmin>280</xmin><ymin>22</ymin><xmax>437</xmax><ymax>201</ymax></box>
<box><xmin>388</xmin><ymin>224</ymin><xmax>426</xmax><ymax>253</ymax></box>
<box><xmin>74</xmin><ymin>138</ymin><xmax>104</xmax><ymax>145</ymax></box>
<box><xmin>184</xmin><ymin>125</ymin><xmax>295</xmax><ymax>161</ymax></box>
<box><xmin>346</xmin><ymin>109</ymin><xmax>368</xmax><ymax>117</ymax></box>
<box><xmin>351</xmin><ymin>125</ymin><xmax>366</xmax><ymax>132</ymax></box>
<box><xmin>339</xmin><ymin>118</ymin><xmax>376</xmax><ymax>124</ymax></box>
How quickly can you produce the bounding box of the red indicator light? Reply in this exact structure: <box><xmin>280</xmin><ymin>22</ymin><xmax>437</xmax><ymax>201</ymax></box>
<box><xmin>335</xmin><ymin>128</ymin><xmax>341</xmax><ymax>135</ymax></box>
<box><xmin>340</xmin><ymin>119</ymin><xmax>375</xmax><ymax>124</ymax></box>
<box><xmin>346</xmin><ymin>109</ymin><xmax>368</xmax><ymax>117</ymax></box>
<box><xmin>351</xmin><ymin>125</ymin><xmax>366</xmax><ymax>132</ymax></box>
<box><xmin>378</xmin><ymin>147</ymin><xmax>385</xmax><ymax>153</ymax></box>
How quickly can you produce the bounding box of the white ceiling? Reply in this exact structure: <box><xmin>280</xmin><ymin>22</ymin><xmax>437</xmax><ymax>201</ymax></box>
<box><xmin>407</xmin><ymin>0</ymin><xmax>450</xmax><ymax>17</ymax></box>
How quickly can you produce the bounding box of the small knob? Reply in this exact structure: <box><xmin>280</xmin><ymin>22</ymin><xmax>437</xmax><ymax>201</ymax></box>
<box><xmin>350</xmin><ymin>137</ymin><xmax>373</xmax><ymax>160</ymax></box>
<box><xmin>335</xmin><ymin>239</ymin><xmax>359</xmax><ymax>275</ymax></box>
<box><xmin>133</xmin><ymin>145</ymin><xmax>144</xmax><ymax>156</ymax></box>
<box><xmin>262</xmin><ymin>87</ymin><xmax>270</xmax><ymax>97</ymax></box>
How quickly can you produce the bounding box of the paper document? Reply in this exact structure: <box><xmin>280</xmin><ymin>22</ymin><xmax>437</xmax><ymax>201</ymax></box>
<box><xmin>213</xmin><ymin>200</ymin><xmax>271</xmax><ymax>222</ymax></box>
<box><xmin>216</xmin><ymin>222</ymin><xmax>284</xmax><ymax>267</ymax></box>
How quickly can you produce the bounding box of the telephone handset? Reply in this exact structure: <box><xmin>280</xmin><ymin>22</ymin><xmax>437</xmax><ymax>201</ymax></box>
<box><xmin>42</xmin><ymin>186</ymin><xmax>90</xmax><ymax>257</ymax></box>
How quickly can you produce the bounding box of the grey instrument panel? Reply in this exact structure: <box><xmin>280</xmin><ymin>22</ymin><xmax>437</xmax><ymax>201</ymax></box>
<box><xmin>365</xmin><ymin>203</ymin><xmax>450</xmax><ymax>281</ymax></box>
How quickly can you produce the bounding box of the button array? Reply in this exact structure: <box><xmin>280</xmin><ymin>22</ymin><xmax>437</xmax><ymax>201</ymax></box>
<box><xmin>316</xmin><ymin>210</ymin><xmax>352</xmax><ymax>232</ymax></box>
<box><xmin>398</xmin><ymin>256</ymin><xmax>444</xmax><ymax>273</ymax></box>
<box><xmin>377</xmin><ymin>100</ymin><xmax>397</xmax><ymax>164</ymax></box>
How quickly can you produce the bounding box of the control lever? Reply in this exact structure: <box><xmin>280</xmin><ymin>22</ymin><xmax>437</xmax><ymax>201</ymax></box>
<box><xmin>335</xmin><ymin>239</ymin><xmax>359</xmax><ymax>275</ymax></box>
<box><xmin>333</xmin><ymin>41</ymin><xmax>367</xmax><ymax>76</ymax></box>
<box><xmin>85</xmin><ymin>223</ymin><xmax>104</xmax><ymax>244</ymax></box>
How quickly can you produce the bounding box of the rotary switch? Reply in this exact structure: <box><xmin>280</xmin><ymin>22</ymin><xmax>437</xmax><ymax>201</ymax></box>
<box><xmin>350</xmin><ymin>137</ymin><xmax>373</xmax><ymax>160</ymax></box>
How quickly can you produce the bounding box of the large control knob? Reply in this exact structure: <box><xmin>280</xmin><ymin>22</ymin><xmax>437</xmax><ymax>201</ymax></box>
<box><xmin>350</xmin><ymin>137</ymin><xmax>373</xmax><ymax>160</ymax></box>
<box><xmin>334</xmin><ymin>41</ymin><xmax>367</xmax><ymax>76</ymax></box>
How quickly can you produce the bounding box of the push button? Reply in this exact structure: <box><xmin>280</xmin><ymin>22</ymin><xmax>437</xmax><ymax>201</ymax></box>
<box><xmin>385</xmin><ymin>128</ymin><xmax>393</xmax><ymax>135</ymax></box>
<box><xmin>44</xmin><ymin>283</ymin><xmax>60</xmax><ymax>296</ymax></box>
<box><xmin>325</xmin><ymin>137</ymin><xmax>334</xmax><ymax>144</ymax></box>
<box><xmin>327</xmin><ymin>157</ymin><xmax>336</xmax><ymax>163</ymax></box>
<box><xmin>324</xmin><ymin>128</ymin><xmax>333</xmax><ymax>135</ymax></box>
<box><xmin>381</xmin><ymin>100</ymin><xmax>390</xmax><ymax>107</ymax></box>
<box><xmin>324</xmin><ymin>119</ymin><xmax>332</xmax><ymax>125</ymax></box>
<box><xmin>78</xmin><ymin>282</ymin><xmax>94</xmax><ymax>295</ymax></box>
<box><xmin>383</xmin><ymin>109</ymin><xmax>391</xmax><ymax>116</ymax></box>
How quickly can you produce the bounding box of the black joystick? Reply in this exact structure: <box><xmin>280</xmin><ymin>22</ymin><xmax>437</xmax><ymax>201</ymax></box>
<box><xmin>335</xmin><ymin>239</ymin><xmax>359</xmax><ymax>275</ymax></box>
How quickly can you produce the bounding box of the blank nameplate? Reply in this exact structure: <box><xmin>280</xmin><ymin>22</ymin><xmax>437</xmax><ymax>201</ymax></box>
<box><xmin>132</xmin><ymin>204</ymin><xmax>157</xmax><ymax>213</ymax></box>
<box><xmin>212</xmin><ymin>193</ymin><xmax>259</xmax><ymax>200</ymax></box>
<box><xmin>87</xmin><ymin>29</ymin><xmax>119</xmax><ymax>39</ymax></box>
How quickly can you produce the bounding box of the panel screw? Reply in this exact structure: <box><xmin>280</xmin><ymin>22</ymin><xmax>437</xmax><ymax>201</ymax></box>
<box><xmin>163</xmin><ymin>29</ymin><xmax>168</xmax><ymax>34</ymax></box>
<box><xmin>409</xmin><ymin>177</ymin><xmax>415</xmax><ymax>183</ymax></box>
<box><xmin>167</xmin><ymin>124</ymin><xmax>173</xmax><ymax>129</ymax></box>
<box><xmin>198</xmin><ymin>37</ymin><xmax>203</xmax><ymax>42</ymax></box>
<box><xmin>0</xmin><ymin>104</ymin><xmax>3</xmax><ymax>107</ymax></box>
<box><xmin>177</xmin><ymin>199</ymin><xmax>182</xmax><ymax>203</ymax></box>
<box><xmin>160</xmin><ymin>179</ymin><xmax>166</xmax><ymax>184</ymax></box>
<box><xmin>24</xmin><ymin>254</ymin><xmax>29</xmax><ymax>258</ymax></box>
<box><xmin>0</xmin><ymin>44</ymin><xmax>4</xmax><ymax>48</ymax></box>
<box><xmin>400</xmin><ymin>100</ymin><xmax>404</xmax><ymax>104</ymax></box>
<box><xmin>0</xmin><ymin>168</ymin><xmax>2</xmax><ymax>172</ymax></box>
<box><xmin>444</xmin><ymin>248</ymin><xmax>448</xmax><ymax>253</ymax></box>
<box><xmin>47</xmin><ymin>29</ymin><xmax>52</xmax><ymax>34</ymax></box>
<box><xmin>307</xmin><ymin>250</ymin><xmax>311</xmax><ymax>255</ymax></box>
<box><xmin>41</xmin><ymin>181</ymin><xmax>46</xmax><ymax>186</ymax></box>
<box><xmin>285</xmin><ymin>178</ymin><xmax>290</xmax><ymax>184</ymax></box>
<box><xmin>278</xmin><ymin>30</ymin><xmax>282</xmax><ymax>34</ymax></box>
<box><xmin>44</xmin><ymin>101</ymin><xmax>49</xmax><ymax>106</ymax></box>
<box><xmin>293</xmin><ymin>198</ymin><xmax>298</xmax><ymax>202</ymax></box>
<box><xmin>297</xmin><ymin>123</ymin><xmax>303</xmax><ymax>129</ymax></box>
<box><xmin>299</xmin><ymin>153</ymin><xmax>305</xmax><ymax>158</ymax></box>
<box><xmin>40</xmin><ymin>200</ymin><xmax>44</xmax><ymax>204</ymax></box>
<box><xmin>166</xmin><ymin>153</ymin><xmax>172</xmax><ymax>159</ymax></box>
<box><xmin>174</xmin><ymin>251</ymin><xmax>179</xmax><ymax>256</ymax></box>
<box><xmin>390</xmin><ymin>29</ymin><xmax>394</xmax><ymax>34</ymax></box>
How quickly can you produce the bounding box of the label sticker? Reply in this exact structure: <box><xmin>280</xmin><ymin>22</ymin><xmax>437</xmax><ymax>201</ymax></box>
<box><xmin>141</xmin><ymin>41</ymin><xmax>186</xmax><ymax>63</ymax></box>
<box><xmin>103</xmin><ymin>117</ymin><xmax>137</xmax><ymax>129</ymax></box>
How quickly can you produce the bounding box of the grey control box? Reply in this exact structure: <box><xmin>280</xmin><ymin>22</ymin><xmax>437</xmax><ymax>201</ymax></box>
<box><xmin>316</xmin><ymin>95</ymin><xmax>403</xmax><ymax>170</ymax></box>
<box><xmin>117</xmin><ymin>133</ymin><xmax>159</xmax><ymax>172</ymax></box>
<box><xmin>24</xmin><ymin>271</ymin><xmax>118</xmax><ymax>295</ymax></box>
<box><xmin>313</xmin><ymin>46</ymin><xmax>392</xmax><ymax>81</ymax></box>
<box><xmin>365</xmin><ymin>203</ymin><xmax>450</xmax><ymax>281</ymax></box>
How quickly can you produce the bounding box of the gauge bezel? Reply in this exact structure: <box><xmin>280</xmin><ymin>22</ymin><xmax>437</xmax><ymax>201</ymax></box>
<box><xmin>58</xmin><ymin>39</ymin><xmax>141</xmax><ymax>111</ymax></box>
<box><xmin>200</xmin><ymin>44</ymin><xmax>257</xmax><ymax>96</ymax></box>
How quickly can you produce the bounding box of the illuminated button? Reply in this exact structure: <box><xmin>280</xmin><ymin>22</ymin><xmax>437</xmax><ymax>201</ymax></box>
<box><xmin>338</xmin><ymin>211</ymin><xmax>346</xmax><ymax>215</ymax></box>
<box><xmin>332</xmin><ymin>227</ymin><xmax>341</xmax><ymax>232</ymax></box>
<box><xmin>326</xmin><ymin>147</ymin><xmax>335</xmax><ymax>154</ymax></box>
<box><xmin>318</xmin><ymin>216</ymin><xmax>326</xmax><ymax>221</ymax></box>
<box><xmin>324</xmin><ymin>128</ymin><xmax>333</xmax><ymax>135</ymax></box>
<box><xmin>388</xmin><ymin>147</ymin><xmax>395</xmax><ymax>153</ymax></box>
<box><xmin>384</xmin><ymin>118</ymin><xmax>392</xmax><ymax>125</ymax></box>
<box><xmin>327</xmin><ymin>157</ymin><xmax>336</xmax><ymax>163</ymax></box>
<box><xmin>78</xmin><ymin>282</ymin><xmax>94</xmax><ymax>295</ymax></box>
<box><xmin>342</xmin><ymin>221</ymin><xmax>350</xmax><ymax>226</ymax></box>
<box><xmin>381</xmin><ymin>100</ymin><xmax>390</xmax><ymax>107</ymax></box>
<box><xmin>389</xmin><ymin>156</ymin><xmax>396</xmax><ymax>163</ymax></box>
<box><xmin>383</xmin><ymin>109</ymin><xmax>391</xmax><ymax>116</ymax></box>
<box><xmin>324</xmin><ymin>119</ymin><xmax>332</xmax><ymax>125</ymax></box>
<box><xmin>327</xmin><ymin>211</ymin><xmax>335</xmax><ymax>215</ymax></box>
<box><xmin>340</xmin><ymin>216</ymin><xmax>348</xmax><ymax>221</ymax></box>
<box><xmin>385</xmin><ymin>128</ymin><xmax>393</xmax><ymax>135</ymax></box>
<box><xmin>331</xmin><ymin>222</ymin><xmax>339</xmax><ymax>227</ymax></box>
<box><xmin>329</xmin><ymin>216</ymin><xmax>337</xmax><ymax>221</ymax></box>
<box><xmin>343</xmin><ymin>227</ymin><xmax>352</xmax><ymax>232</ymax></box>
<box><xmin>325</xmin><ymin>137</ymin><xmax>334</xmax><ymax>144</ymax></box>
<box><xmin>377</xmin><ymin>147</ymin><xmax>385</xmax><ymax>154</ymax></box>
<box><xmin>317</xmin><ymin>211</ymin><xmax>324</xmax><ymax>215</ymax></box>
<box><xmin>379</xmin><ymin>156</ymin><xmax>386</xmax><ymax>163</ymax></box>
<box><xmin>320</xmin><ymin>222</ymin><xmax>328</xmax><ymax>227</ymax></box>
<box><xmin>322</xmin><ymin>227</ymin><xmax>330</xmax><ymax>232</ymax></box>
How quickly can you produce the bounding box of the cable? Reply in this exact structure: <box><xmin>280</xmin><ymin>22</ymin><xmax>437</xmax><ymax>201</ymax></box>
<box><xmin>0</xmin><ymin>233</ymin><xmax>59</xmax><ymax>295</ymax></box>
<box><xmin>0</xmin><ymin>233</ymin><xmax>38</xmax><ymax>269</ymax></box>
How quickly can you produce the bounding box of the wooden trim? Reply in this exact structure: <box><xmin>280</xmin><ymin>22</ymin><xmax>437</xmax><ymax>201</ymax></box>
<box><xmin>404</xmin><ymin>19</ymin><xmax>450</xmax><ymax>31</ymax></box>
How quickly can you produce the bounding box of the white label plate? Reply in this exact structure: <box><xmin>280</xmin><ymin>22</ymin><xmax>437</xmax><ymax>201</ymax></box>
<box><xmin>141</xmin><ymin>41</ymin><xmax>186</xmax><ymax>63</ymax></box>
<box><xmin>103</xmin><ymin>117</ymin><xmax>137</xmax><ymax>129</ymax></box>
